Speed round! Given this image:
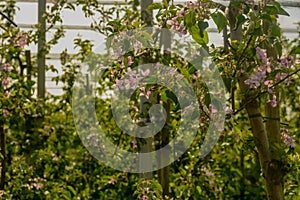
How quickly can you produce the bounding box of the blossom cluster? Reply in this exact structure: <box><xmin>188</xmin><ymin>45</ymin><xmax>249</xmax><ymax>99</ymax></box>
<box><xmin>244</xmin><ymin>70</ymin><xmax>266</xmax><ymax>89</ymax></box>
<box><xmin>25</xmin><ymin>177</ymin><xmax>46</xmax><ymax>190</ymax></box>
<box><xmin>14</xmin><ymin>31</ymin><xmax>27</xmax><ymax>48</ymax></box>
<box><xmin>244</xmin><ymin>47</ymin><xmax>295</xmax><ymax>107</ymax></box>
<box><xmin>115</xmin><ymin>68</ymin><xmax>150</xmax><ymax>91</ymax></box>
<box><xmin>167</xmin><ymin>10</ymin><xmax>187</xmax><ymax>35</ymax></box>
<box><xmin>1</xmin><ymin>63</ymin><xmax>13</xmax><ymax>92</ymax></box>
<box><xmin>282</xmin><ymin>133</ymin><xmax>296</xmax><ymax>148</ymax></box>
<box><xmin>184</xmin><ymin>1</ymin><xmax>211</xmax><ymax>20</ymax></box>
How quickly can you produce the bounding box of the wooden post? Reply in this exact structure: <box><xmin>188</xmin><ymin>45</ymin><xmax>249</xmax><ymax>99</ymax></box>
<box><xmin>37</xmin><ymin>0</ymin><xmax>46</xmax><ymax>98</ymax></box>
<box><xmin>141</xmin><ymin>0</ymin><xmax>153</xmax><ymax>27</ymax></box>
<box><xmin>139</xmin><ymin>95</ymin><xmax>153</xmax><ymax>179</ymax></box>
<box><xmin>86</xmin><ymin>74</ymin><xmax>90</xmax><ymax>95</ymax></box>
<box><xmin>25</xmin><ymin>50</ymin><xmax>32</xmax><ymax>81</ymax></box>
<box><xmin>157</xmin><ymin>27</ymin><xmax>171</xmax><ymax>197</ymax></box>
<box><xmin>139</xmin><ymin>0</ymin><xmax>153</xmax><ymax>180</ymax></box>
<box><xmin>263</xmin><ymin>2</ymin><xmax>284</xmax><ymax>198</ymax></box>
<box><xmin>0</xmin><ymin>121</ymin><xmax>5</xmax><ymax>190</ymax></box>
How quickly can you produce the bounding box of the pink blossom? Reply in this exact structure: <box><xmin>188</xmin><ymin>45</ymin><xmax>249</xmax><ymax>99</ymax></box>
<box><xmin>264</xmin><ymin>80</ymin><xmax>273</xmax><ymax>87</ymax></box>
<box><xmin>178</xmin><ymin>10</ymin><xmax>186</xmax><ymax>17</ymax></box>
<box><xmin>275</xmin><ymin>72</ymin><xmax>287</xmax><ymax>80</ymax></box>
<box><xmin>266</xmin><ymin>62</ymin><xmax>272</xmax><ymax>73</ymax></box>
<box><xmin>116</xmin><ymin>79</ymin><xmax>120</xmax><ymax>85</ymax></box>
<box><xmin>141</xmin><ymin>195</ymin><xmax>148</xmax><ymax>200</ymax></box>
<box><xmin>225</xmin><ymin>106</ymin><xmax>233</xmax><ymax>117</ymax></box>
<box><xmin>146</xmin><ymin>90</ymin><xmax>151</xmax><ymax>98</ymax></box>
<box><xmin>131</xmin><ymin>139</ymin><xmax>137</xmax><ymax>150</ymax></box>
<box><xmin>2</xmin><ymin>77</ymin><xmax>12</xmax><ymax>89</ymax></box>
<box><xmin>186</xmin><ymin>1</ymin><xmax>195</xmax><ymax>8</ymax></box>
<box><xmin>15</xmin><ymin>32</ymin><xmax>27</xmax><ymax>48</ymax></box>
<box><xmin>141</xmin><ymin>69</ymin><xmax>150</xmax><ymax>77</ymax></box>
<box><xmin>4</xmin><ymin>91</ymin><xmax>11</xmax><ymax>98</ymax></box>
<box><xmin>293</xmin><ymin>154</ymin><xmax>299</xmax><ymax>161</ymax></box>
<box><xmin>275</xmin><ymin>73</ymin><xmax>281</xmax><ymax>80</ymax></box>
<box><xmin>3</xmin><ymin>63</ymin><xmax>12</xmax><ymax>72</ymax></box>
<box><xmin>282</xmin><ymin>133</ymin><xmax>296</xmax><ymax>148</ymax></box>
<box><xmin>134</xmin><ymin>41</ymin><xmax>142</xmax><ymax>54</ymax></box>
<box><xmin>280</xmin><ymin>55</ymin><xmax>294</xmax><ymax>68</ymax></box>
<box><xmin>140</xmin><ymin>87</ymin><xmax>146</xmax><ymax>93</ymax></box>
<box><xmin>3</xmin><ymin>109</ymin><xmax>9</xmax><ymax>116</ymax></box>
<box><xmin>244</xmin><ymin>71</ymin><xmax>266</xmax><ymax>89</ymax></box>
<box><xmin>267</xmin><ymin>95</ymin><xmax>277</xmax><ymax>107</ymax></box>
<box><xmin>167</xmin><ymin>14</ymin><xmax>187</xmax><ymax>34</ymax></box>
<box><xmin>33</xmin><ymin>183</ymin><xmax>43</xmax><ymax>190</ymax></box>
<box><xmin>209</xmin><ymin>104</ymin><xmax>217</xmax><ymax>114</ymax></box>
<box><xmin>108</xmin><ymin>178</ymin><xmax>116</xmax><ymax>185</ymax></box>
<box><xmin>127</xmin><ymin>56</ymin><xmax>133</xmax><ymax>66</ymax></box>
<box><xmin>120</xmin><ymin>60</ymin><xmax>125</xmax><ymax>69</ymax></box>
<box><xmin>256</xmin><ymin>47</ymin><xmax>268</xmax><ymax>64</ymax></box>
<box><xmin>50</xmin><ymin>152</ymin><xmax>55</xmax><ymax>157</ymax></box>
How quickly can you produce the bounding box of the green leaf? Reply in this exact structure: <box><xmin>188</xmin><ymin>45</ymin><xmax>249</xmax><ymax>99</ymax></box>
<box><xmin>190</xmin><ymin>25</ymin><xmax>209</xmax><ymax>45</ymax></box>
<box><xmin>290</xmin><ymin>45</ymin><xmax>300</xmax><ymax>54</ymax></box>
<box><xmin>275</xmin><ymin>41</ymin><xmax>282</xmax><ymax>57</ymax></box>
<box><xmin>265</xmin><ymin>3</ymin><xmax>290</xmax><ymax>16</ymax></box>
<box><xmin>65</xmin><ymin>3</ymin><xmax>75</xmax><ymax>10</ymax></box>
<box><xmin>188</xmin><ymin>66</ymin><xmax>197</xmax><ymax>74</ymax></box>
<box><xmin>166</xmin><ymin>90</ymin><xmax>178</xmax><ymax>104</ymax></box>
<box><xmin>198</xmin><ymin>21</ymin><xmax>209</xmax><ymax>37</ymax></box>
<box><xmin>234</xmin><ymin>14</ymin><xmax>247</xmax><ymax>31</ymax></box>
<box><xmin>253</xmin><ymin>27</ymin><xmax>263</xmax><ymax>36</ymax></box>
<box><xmin>196</xmin><ymin>186</ymin><xmax>202</xmax><ymax>195</ymax></box>
<box><xmin>271</xmin><ymin>1</ymin><xmax>290</xmax><ymax>16</ymax></box>
<box><xmin>67</xmin><ymin>186</ymin><xmax>77</xmax><ymax>195</ymax></box>
<box><xmin>137</xmin><ymin>36</ymin><xmax>150</xmax><ymax>48</ymax></box>
<box><xmin>211</xmin><ymin>12</ymin><xmax>228</xmax><ymax>32</ymax></box>
<box><xmin>184</xmin><ymin>11</ymin><xmax>195</xmax><ymax>29</ymax></box>
<box><xmin>107</xmin><ymin>21</ymin><xmax>121</xmax><ymax>28</ymax></box>
<box><xmin>221</xmin><ymin>75</ymin><xmax>232</xmax><ymax>93</ymax></box>
<box><xmin>270</xmin><ymin>24</ymin><xmax>281</xmax><ymax>37</ymax></box>
<box><xmin>147</xmin><ymin>3</ymin><xmax>163</xmax><ymax>10</ymax></box>
<box><xmin>163</xmin><ymin>0</ymin><xmax>168</xmax><ymax>8</ymax></box>
<box><xmin>106</xmin><ymin>35</ymin><xmax>113</xmax><ymax>49</ymax></box>
<box><xmin>141</xmin><ymin>31</ymin><xmax>154</xmax><ymax>43</ymax></box>
<box><xmin>204</xmin><ymin>93</ymin><xmax>211</xmax><ymax>106</ymax></box>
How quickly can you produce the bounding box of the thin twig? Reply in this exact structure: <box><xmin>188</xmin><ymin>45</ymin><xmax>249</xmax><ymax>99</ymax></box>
<box><xmin>0</xmin><ymin>11</ymin><xmax>18</xmax><ymax>27</ymax></box>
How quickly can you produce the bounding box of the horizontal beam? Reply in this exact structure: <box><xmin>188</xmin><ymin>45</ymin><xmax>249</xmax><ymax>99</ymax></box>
<box><xmin>18</xmin><ymin>23</ymin><xmax>94</xmax><ymax>30</ymax></box>
<box><xmin>15</xmin><ymin>0</ymin><xmax>126</xmax><ymax>5</ymax></box>
<box><xmin>15</xmin><ymin>0</ymin><xmax>300</xmax><ymax>7</ymax></box>
<box><xmin>19</xmin><ymin>23</ymin><xmax>298</xmax><ymax>33</ymax></box>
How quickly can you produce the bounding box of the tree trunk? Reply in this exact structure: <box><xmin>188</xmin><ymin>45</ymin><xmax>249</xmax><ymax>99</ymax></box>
<box><xmin>228</xmin><ymin>1</ymin><xmax>284</xmax><ymax>199</ymax></box>
<box><xmin>263</xmin><ymin>11</ymin><xmax>284</xmax><ymax>199</ymax></box>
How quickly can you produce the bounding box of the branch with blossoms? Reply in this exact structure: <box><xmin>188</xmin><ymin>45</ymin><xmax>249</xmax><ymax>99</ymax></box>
<box><xmin>232</xmin><ymin>44</ymin><xmax>299</xmax><ymax>115</ymax></box>
<box><xmin>234</xmin><ymin>66</ymin><xmax>300</xmax><ymax>115</ymax></box>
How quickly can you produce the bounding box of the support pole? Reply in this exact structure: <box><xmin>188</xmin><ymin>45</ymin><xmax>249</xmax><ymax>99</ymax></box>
<box><xmin>0</xmin><ymin>121</ymin><xmax>6</xmax><ymax>190</ymax></box>
<box><xmin>139</xmin><ymin>0</ymin><xmax>153</xmax><ymax>180</ymax></box>
<box><xmin>141</xmin><ymin>0</ymin><xmax>153</xmax><ymax>27</ymax></box>
<box><xmin>37</xmin><ymin>0</ymin><xmax>46</xmax><ymax>98</ymax></box>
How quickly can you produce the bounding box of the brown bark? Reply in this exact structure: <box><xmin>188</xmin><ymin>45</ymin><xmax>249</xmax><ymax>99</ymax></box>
<box><xmin>263</xmin><ymin>15</ymin><xmax>284</xmax><ymax>200</ymax></box>
<box><xmin>156</xmin><ymin>100</ymin><xmax>170</xmax><ymax>197</ymax></box>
